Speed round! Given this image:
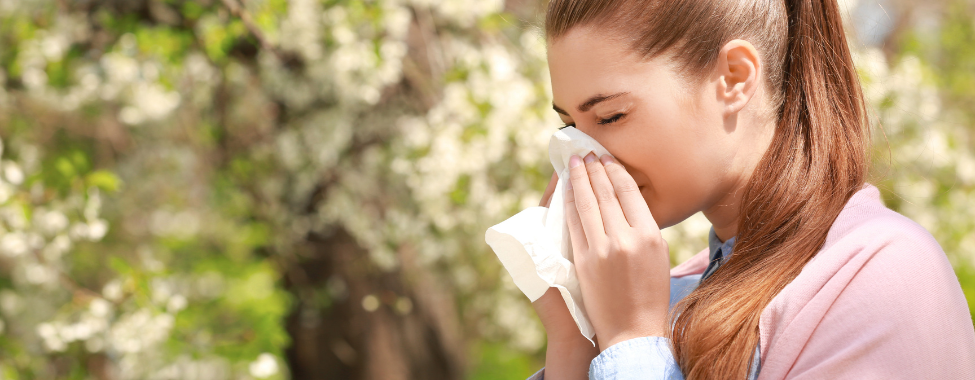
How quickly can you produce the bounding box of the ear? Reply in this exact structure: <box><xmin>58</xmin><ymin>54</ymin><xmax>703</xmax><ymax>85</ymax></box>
<box><xmin>715</xmin><ymin>39</ymin><xmax>761</xmax><ymax>116</ymax></box>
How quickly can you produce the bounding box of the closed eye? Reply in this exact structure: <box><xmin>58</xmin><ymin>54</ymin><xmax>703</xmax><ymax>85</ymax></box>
<box><xmin>598</xmin><ymin>113</ymin><xmax>625</xmax><ymax>125</ymax></box>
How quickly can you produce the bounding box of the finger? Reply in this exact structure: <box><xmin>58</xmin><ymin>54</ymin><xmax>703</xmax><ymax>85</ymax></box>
<box><xmin>600</xmin><ymin>155</ymin><xmax>657</xmax><ymax>231</ymax></box>
<box><xmin>563</xmin><ymin>174</ymin><xmax>589</xmax><ymax>252</ymax></box>
<box><xmin>539</xmin><ymin>172</ymin><xmax>559</xmax><ymax>207</ymax></box>
<box><xmin>568</xmin><ymin>154</ymin><xmax>606</xmax><ymax>241</ymax></box>
<box><xmin>583</xmin><ymin>152</ymin><xmax>629</xmax><ymax>232</ymax></box>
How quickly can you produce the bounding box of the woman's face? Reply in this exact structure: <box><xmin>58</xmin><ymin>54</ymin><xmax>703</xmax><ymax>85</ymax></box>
<box><xmin>548</xmin><ymin>26</ymin><xmax>764</xmax><ymax>230</ymax></box>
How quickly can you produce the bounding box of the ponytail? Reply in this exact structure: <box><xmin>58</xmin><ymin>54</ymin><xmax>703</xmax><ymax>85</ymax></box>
<box><xmin>672</xmin><ymin>0</ymin><xmax>869</xmax><ymax>378</ymax></box>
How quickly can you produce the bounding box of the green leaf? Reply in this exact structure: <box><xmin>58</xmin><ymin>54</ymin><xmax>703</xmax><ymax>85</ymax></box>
<box><xmin>86</xmin><ymin>170</ymin><xmax>122</xmax><ymax>192</ymax></box>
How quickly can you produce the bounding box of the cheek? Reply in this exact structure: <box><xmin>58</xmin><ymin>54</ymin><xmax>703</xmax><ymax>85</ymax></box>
<box><xmin>624</xmin><ymin>114</ymin><xmax>721</xmax><ymax>225</ymax></box>
<box><xmin>589</xmin><ymin>93</ymin><xmax>724</xmax><ymax>225</ymax></box>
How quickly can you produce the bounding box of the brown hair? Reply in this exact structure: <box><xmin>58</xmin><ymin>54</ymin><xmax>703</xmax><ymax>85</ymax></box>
<box><xmin>545</xmin><ymin>0</ymin><xmax>869</xmax><ymax>378</ymax></box>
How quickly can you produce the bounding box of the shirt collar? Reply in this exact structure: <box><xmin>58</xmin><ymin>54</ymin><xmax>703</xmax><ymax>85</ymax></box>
<box><xmin>708</xmin><ymin>227</ymin><xmax>736</xmax><ymax>263</ymax></box>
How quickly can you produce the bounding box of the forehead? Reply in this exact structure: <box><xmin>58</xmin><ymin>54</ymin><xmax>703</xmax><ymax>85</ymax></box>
<box><xmin>547</xmin><ymin>27</ymin><xmax>673</xmax><ymax>106</ymax></box>
<box><xmin>547</xmin><ymin>27</ymin><xmax>637</xmax><ymax>80</ymax></box>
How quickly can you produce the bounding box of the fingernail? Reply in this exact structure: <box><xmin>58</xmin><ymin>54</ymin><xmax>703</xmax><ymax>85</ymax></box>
<box><xmin>569</xmin><ymin>155</ymin><xmax>582</xmax><ymax>169</ymax></box>
<box><xmin>600</xmin><ymin>155</ymin><xmax>613</xmax><ymax>165</ymax></box>
<box><xmin>584</xmin><ymin>152</ymin><xmax>597</xmax><ymax>164</ymax></box>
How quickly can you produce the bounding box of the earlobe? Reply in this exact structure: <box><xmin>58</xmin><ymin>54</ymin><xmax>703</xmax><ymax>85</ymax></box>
<box><xmin>718</xmin><ymin>39</ymin><xmax>761</xmax><ymax>116</ymax></box>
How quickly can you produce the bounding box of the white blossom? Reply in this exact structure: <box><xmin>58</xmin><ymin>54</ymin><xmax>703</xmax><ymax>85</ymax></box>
<box><xmin>248</xmin><ymin>353</ymin><xmax>279</xmax><ymax>378</ymax></box>
<box><xmin>2</xmin><ymin>161</ymin><xmax>23</xmax><ymax>185</ymax></box>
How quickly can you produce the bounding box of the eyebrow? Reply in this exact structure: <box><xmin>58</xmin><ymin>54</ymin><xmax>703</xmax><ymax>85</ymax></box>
<box><xmin>553</xmin><ymin>92</ymin><xmax>629</xmax><ymax>116</ymax></box>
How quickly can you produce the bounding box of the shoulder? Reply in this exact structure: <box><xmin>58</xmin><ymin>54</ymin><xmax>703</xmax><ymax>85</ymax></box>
<box><xmin>803</xmin><ymin>185</ymin><xmax>953</xmax><ymax>290</ymax></box>
<box><xmin>816</xmin><ymin>203</ymin><xmax>962</xmax><ymax>320</ymax></box>
<box><xmin>821</xmin><ymin>184</ymin><xmax>941</xmax><ymax>257</ymax></box>
<box><xmin>758</xmin><ymin>185</ymin><xmax>975</xmax><ymax>378</ymax></box>
<box><xmin>828</xmin><ymin>199</ymin><xmax>969</xmax><ymax>327</ymax></box>
<box><xmin>791</xmin><ymin>184</ymin><xmax>963</xmax><ymax>316</ymax></box>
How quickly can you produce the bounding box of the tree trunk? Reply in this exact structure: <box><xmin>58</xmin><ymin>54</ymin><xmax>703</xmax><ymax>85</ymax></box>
<box><xmin>284</xmin><ymin>228</ymin><xmax>466</xmax><ymax>380</ymax></box>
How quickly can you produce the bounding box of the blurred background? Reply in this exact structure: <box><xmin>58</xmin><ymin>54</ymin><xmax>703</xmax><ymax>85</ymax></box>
<box><xmin>0</xmin><ymin>0</ymin><xmax>972</xmax><ymax>379</ymax></box>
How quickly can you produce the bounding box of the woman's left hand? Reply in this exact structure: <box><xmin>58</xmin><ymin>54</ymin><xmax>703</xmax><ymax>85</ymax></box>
<box><xmin>565</xmin><ymin>152</ymin><xmax>672</xmax><ymax>351</ymax></box>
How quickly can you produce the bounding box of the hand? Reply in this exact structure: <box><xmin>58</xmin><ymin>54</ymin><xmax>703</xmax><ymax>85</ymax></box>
<box><xmin>565</xmin><ymin>153</ymin><xmax>671</xmax><ymax>351</ymax></box>
<box><xmin>532</xmin><ymin>288</ymin><xmax>599</xmax><ymax>380</ymax></box>
<box><xmin>531</xmin><ymin>172</ymin><xmax>598</xmax><ymax>379</ymax></box>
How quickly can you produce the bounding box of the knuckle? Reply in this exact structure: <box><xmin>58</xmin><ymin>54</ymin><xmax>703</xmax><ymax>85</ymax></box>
<box><xmin>566</xmin><ymin>216</ymin><xmax>584</xmax><ymax>231</ymax></box>
<box><xmin>610</xmin><ymin>236</ymin><xmax>634</xmax><ymax>255</ymax></box>
<box><xmin>575</xmin><ymin>198</ymin><xmax>596</xmax><ymax>213</ymax></box>
<box><xmin>615</xmin><ymin>180</ymin><xmax>641</xmax><ymax>196</ymax></box>
<box><xmin>586</xmin><ymin>162</ymin><xmax>603</xmax><ymax>176</ymax></box>
<box><xmin>584</xmin><ymin>239</ymin><xmax>603</xmax><ymax>255</ymax></box>
<box><xmin>570</xmin><ymin>166</ymin><xmax>589</xmax><ymax>181</ymax></box>
<box><xmin>603</xmin><ymin>161</ymin><xmax>625</xmax><ymax>175</ymax></box>
<box><xmin>595</xmin><ymin>187</ymin><xmax>616</xmax><ymax>204</ymax></box>
<box><xmin>566</xmin><ymin>214</ymin><xmax>581</xmax><ymax>228</ymax></box>
<box><xmin>636</xmin><ymin>226</ymin><xmax>655</xmax><ymax>239</ymax></box>
<box><xmin>634</xmin><ymin>229</ymin><xmax>663</xmax><ymax>248</ymax></box>
<box><xmin>605</xmin><ymin>163</ymin><xmax>630</xmax><ymax>179</ymax></box>
<box><xmin>646</xmin><ymin>234</ymin><xmax>667</xmax><ymax>251</ymax></box>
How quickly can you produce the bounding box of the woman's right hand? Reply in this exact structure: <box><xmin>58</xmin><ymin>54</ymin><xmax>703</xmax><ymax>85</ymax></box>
<box><xmin>531</xmin><ymin>173</ymin><xmax>598</xmax><ymax>380</ymax></box>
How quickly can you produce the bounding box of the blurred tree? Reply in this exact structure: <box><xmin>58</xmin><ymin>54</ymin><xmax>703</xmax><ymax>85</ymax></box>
<box><xmin>0</xmin><ymin>0</ymin><xmax>560</xmax><ymax>378</ymax></box>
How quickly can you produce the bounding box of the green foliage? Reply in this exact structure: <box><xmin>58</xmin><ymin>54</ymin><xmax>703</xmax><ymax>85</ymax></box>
<box><xmin>900</xmin><ymin>2</ymin><xmax>975</xmax><ymax>108</ymax></box>
<box><xmin>468</xmin><ymin>341</ymin><xmax>542</xmax><ymax>380</ymax></box>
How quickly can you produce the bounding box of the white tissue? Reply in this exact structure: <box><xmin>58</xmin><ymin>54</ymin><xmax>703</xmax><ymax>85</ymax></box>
<box><xmin>484</xmin><ymin>127</ymin><xmax>612</xmax><ymax>343</ymax></box>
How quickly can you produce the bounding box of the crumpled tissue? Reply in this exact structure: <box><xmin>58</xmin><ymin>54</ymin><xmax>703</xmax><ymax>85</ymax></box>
<box><xmin>484</xmin><ymin>127</ymin><xmax>611</xmax><ymax>343</ymax></box>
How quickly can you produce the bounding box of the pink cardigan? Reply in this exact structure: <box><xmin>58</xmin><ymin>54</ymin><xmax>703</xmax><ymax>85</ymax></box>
<box><xmin>670</xmin><ymin>184</ymin><xmax>975</xmax><ymax>378</ymax></box>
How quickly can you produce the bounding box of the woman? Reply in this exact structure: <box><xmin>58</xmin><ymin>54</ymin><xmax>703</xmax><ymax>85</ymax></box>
<box><xmin>528</xmin><ymin>0</ymin><xmax>975</xmax><ymax>379</ymax></box>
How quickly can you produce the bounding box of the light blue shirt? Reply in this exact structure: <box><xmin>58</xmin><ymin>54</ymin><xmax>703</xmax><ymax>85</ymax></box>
<box><xmin>529</xmin><ymin>228</ymin><xmax>760</xmax><ymax>380</ymax></box>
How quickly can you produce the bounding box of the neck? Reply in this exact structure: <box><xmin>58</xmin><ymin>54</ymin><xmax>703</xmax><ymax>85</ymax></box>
<box><xmin>705</xmin><ymin>104</ymin><xmax>775</xmax><ymax>243</ymax></box>
<box><xmin>703</xmin><ymin>184</ymin><xmax>744</xmax><ymax>242</ymax></box>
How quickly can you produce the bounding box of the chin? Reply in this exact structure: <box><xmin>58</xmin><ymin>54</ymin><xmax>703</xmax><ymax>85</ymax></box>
<box><xmin>646</xmin><ymin>203</ymin><xmax>680</xmax><ymax>229</ymax></box>
<box><xmin>655</xmin><ymin>214</ymin><xmax>683</xmax><ymax>230</ymax></box>
<box><xmin>646</xmin><ymin>198</ymin><xmax>699</xmax><ymax>230</ymax></box>
<box><xmin>641</xmin><ymin>184</ymin><xmax>706</xmax><ymax>230</ymax></box>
